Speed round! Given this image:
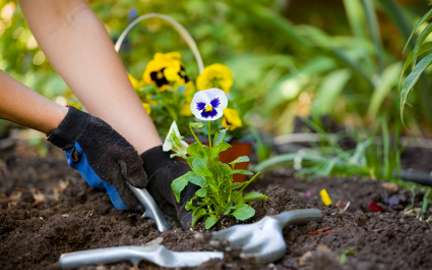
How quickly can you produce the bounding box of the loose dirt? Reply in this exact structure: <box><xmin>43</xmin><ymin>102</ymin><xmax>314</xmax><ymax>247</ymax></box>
<box><xmin>1</xmin><ymin>140</ymin><xmax>432</xmax><ymax>270</ymax></box>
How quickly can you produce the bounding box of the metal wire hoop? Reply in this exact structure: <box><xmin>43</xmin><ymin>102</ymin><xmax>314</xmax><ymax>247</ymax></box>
<box><xmin>114</xmin><ymin>13</ymin><xmax>204</xmax><ymax>73</ymax></box>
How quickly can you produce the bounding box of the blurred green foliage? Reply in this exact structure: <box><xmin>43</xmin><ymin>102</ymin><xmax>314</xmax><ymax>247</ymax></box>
<box><xmin>0</xmin><ymin>0</ymin><xmax>431</xmax><ymax>137</ymax></box>
<box><xmin>400</xmin><ymin>7</ymin><xmax>432</xmax><ymax>121</ymax></box>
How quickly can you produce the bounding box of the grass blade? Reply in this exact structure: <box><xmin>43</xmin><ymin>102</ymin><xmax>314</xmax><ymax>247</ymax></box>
<box><xmin>362</xmin><ymin>0</ymin><xmax>385</xmax><ymax>71</ymax></box>
<box><xmin>400</xmin><ymin>53</ymin><xmax>432</xmax><ymax>120</ymax></box>
<box><xmin>381</xmin><ymin>119</ymin><xmax>391</xmax><ymax>178</ymax></box>
<box><xmin>411</xmin><ymin>23</ymin><xmax>432</xmax><ymax>68</ymax></box>
<box><xmin>254</xmin><ymin>153</ymin><xmax>297</xmax><ymax>172</ymax></box>
<box><xmin>368</xmin><ymin>62</ymin><xmax>402</xmax><ymax>118</ymax></box>
<box><xmin>312</xmin><ymin>69</ymin><xmax>351</xmax><ymax>117</ymax></box>
<box><xmin>343</xmin><ymin>0</ymin><xmax>367</xmax><ymax>39</ymax></box>
<box><xmin>404</xmin><ymin>8</ymin><xmax>432</xmax><ymax>52</ymax></box>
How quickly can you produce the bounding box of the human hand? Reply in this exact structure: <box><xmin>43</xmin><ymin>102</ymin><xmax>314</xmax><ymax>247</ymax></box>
<box><xmin>48</xmin><ymin>106</ymin><xmax>148</xmax><ymax>209</ymax></box>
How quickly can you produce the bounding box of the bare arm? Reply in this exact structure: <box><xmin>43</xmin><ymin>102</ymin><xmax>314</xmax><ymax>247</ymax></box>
<box><xmin>20</xmin><ymin>0</ymin><xmax>161</xmax><ymax>154</ymax></box>
<box><xmin>0</xmin><ymin>71</ymin><xmax>67</xmax><ymax>134</ymax></box>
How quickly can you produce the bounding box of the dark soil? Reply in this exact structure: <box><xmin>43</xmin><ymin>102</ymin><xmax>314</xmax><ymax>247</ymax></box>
<box><xmin>1</xmin><ymin>139</ymin><xmax>432</xmax><ymax>270</ymax></box>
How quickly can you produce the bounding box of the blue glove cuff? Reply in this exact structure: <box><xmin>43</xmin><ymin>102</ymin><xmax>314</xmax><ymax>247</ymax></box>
<box><xmin>65</xmin><ymin>142</ymin><xmax>128</xmax><ymax>210</ymax></box>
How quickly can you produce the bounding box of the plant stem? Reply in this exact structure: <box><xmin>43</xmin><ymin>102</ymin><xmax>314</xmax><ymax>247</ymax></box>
<box><xmin>421</xmin><ymin>189</ymin><xmax>431</xmax><ymax>218</ymax></box>
<box><xmin>240</xmin><ymin>172</ymin><xmax>262</xmax><ymax>192</ymax></box>
<box><xmin>208</xmin><ymin>121</ymin><xmax>212</xmax><ymax>148</ymax></box>
<box><xmin>189</xmin><ymin>123</ymin><xmax>203</xmax><ymax>146</ymax></box>
<box><xmin>166</xmin><ymin>106</ymin><xmax>178</xmax><ymax>121</ymax></box>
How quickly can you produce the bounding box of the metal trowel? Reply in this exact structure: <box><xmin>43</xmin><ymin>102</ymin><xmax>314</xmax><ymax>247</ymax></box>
<box><xmin>211</xmin><ymin>208</ymin><xmax>322</xmax><ymax>263</ymax></box>
<box><xmin>58</xmin><ymin>209</ymin><xmax>322</xmax><ymax>269</ymax></box>
<box><xmin>127</xmin><ymin>183</ymin><xmax>171</xmax><ymax>232</ymax></box>
<box><xmin>59</xmin><ymin>243</ymin><xmax>223</xmax><ymax>269</ymax></box>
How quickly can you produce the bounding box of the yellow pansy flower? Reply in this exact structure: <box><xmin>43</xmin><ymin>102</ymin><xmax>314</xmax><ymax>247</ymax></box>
<box><xmin>180</xmin><ymin>82</ymin><xmax>195</xmax><ymax>116</ymax></box>
<box><xmin>181</xmin><ymin>103</ymin><xmax>192</xmax><ymax>116</ymax></box>
<box><xmin>143</xmin><ymin>52</ymin><xmax>188</xmax><ymax>90</ymax></box>
<box><xmin>197</xmin><ymin>64</ymin><xmax>233</xmax><ymax>93</ymax></box>
<box><xmin>128</xmin><ymin>74</ymin><xmax>142</xmax><ymax>89</ymax></box>
<box><xmin>222</xmin><ymin>108</ymin><xmax>242</xmax><ymax>131</ymax></box>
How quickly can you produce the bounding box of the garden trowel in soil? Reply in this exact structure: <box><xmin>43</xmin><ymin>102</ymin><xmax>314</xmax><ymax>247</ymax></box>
<box><xmin>58</xmin><ymin>209</ymin><xmax>321</xmax><ymax>269</ymax></box>
<box><xmin>211</xmin><ymin>208</ymin><xmax>322</xmax><ymax>263</ymax></box>
<box><xmin>127</xmin><ymin>183</ymin><xmax>171</xmax><ymax>232</ymax></box>
<box><xmin>59</xmin><ymin>243</ymin><xmax>223</xmax><ymax>269</ymax></box>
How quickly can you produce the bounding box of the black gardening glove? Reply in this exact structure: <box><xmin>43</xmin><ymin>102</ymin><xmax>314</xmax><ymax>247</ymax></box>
<box><xmin>141</xmin><ymin>146</ymin><xmax>198</xmax><ymax>229</ymax></box>
<box><xmin>47</xmin><ymin>106</ymin><xmax>148</xmax><ymax>209</ymax></box>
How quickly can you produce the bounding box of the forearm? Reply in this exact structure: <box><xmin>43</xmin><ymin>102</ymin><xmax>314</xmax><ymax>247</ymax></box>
<box><xmin>0</xmin><ymin>72</ymin><xmax>67</xmax><ymax>134</ymax></box>
<box><xmin>20</xmin><ymin>0</ymin><xmax>161</xmax><ymax>153</ymax></box>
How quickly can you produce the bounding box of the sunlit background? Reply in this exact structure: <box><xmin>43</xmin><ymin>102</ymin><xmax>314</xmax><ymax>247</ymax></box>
<box><xmin>0</xmin><ymin>0</ymin><xmax>431</xmax><ymax>139</ymax></box>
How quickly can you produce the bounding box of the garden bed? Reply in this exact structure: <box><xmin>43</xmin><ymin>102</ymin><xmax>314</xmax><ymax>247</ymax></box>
<box><xmin>1</xmin><ymin>140</ymin><xmax>432</xmax><ymax>270</ymax></box>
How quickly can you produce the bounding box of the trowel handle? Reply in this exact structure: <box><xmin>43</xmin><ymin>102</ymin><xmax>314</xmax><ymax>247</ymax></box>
<box><xmin>127</xmin><ymin>184</ymin><xmax>171</xmax><ymax>232</ymax></box>
<box><xmin>59</xmin><ymin>246</ymin><xmax>146</xmax><ymax>269</ymax></box>
<box><xmin>274</xmin><ymin>208</ymin><xmax>322</xmax><ymax>227</ymax></box>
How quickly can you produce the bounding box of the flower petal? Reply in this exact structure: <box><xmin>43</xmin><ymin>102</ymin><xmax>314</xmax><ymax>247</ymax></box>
<box><xmin>200</xmin><ymin>108</ymin><xmax>219</xmax><ymax>118</ymax></box>
<box><xmin>197</xmin><ymin>64</ymin><xmax>233</xmax><ymax>92</ymax></box>
<box><xmin>190</xmin><ymin>88</ymin><xmax>228</xmax><ymax>121</ymax></box>
<box><xmin>163</xmin><ymin>121</ymin><xmax>188</xmax><ymax>158</ymax></box>
<box><xmin>205</xmin><ymin>88</ymin><xmax>228</xmax><ymax>109</ymax></box>
<box><xmin>196</xmin><ymin>102</ymin><xmax>206</xmax><ymax>111</ymax></box>
<box><xmin>210</xmin><ymin>98</ymin><xmax>221</xmax><ymax>108</ymax></box>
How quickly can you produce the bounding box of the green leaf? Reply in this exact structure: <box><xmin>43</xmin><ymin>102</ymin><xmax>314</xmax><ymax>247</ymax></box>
<box><xmin>404</xmin><ymin>8</ymin><xmax>432</xmax><ymax>52</ymax></box>
<box><xmin>362</xmin><ymin>0</ymin><xmax>385</xmax><ymax>71</ymax></box>
<box><xmin>343</xmin><ymin>0</ymin><xmax>366</xmax><ymax>39</ymax></box>
<box><xmin>229</xmin><ymin>155</ymin><xmax>250</xmax><ymax>165</ymax></box>
<box><xmin>211</xmin><ymin>162</ymin><xmax>233</xmax><ymax>178</ymax></box>
<box><xmin>244</xmin><ymin>191</ymin><xmax>268</xmax><ymax>202</ymax></box>
<box><xmin>187</xmin><ymin>143</ymin><xmax>205</xmax><ymax>157</ymax></box>
<box><xmin>232</xmin><ymin>204</ymin><xmax>255</xmax><ymax>221</ymax></box>
<box><xmin>312</xmin><ymin>69</ymin><xmax>351</xmax><ymax>116</ymax></box>
<box><xmin>254</xmin><ymin>153</ymin><xmax>297</xmax><ymax>172</ymax></box>
<box><xmin>324</xmin><ymin>47</ymin><xmax>374</xmax><ymax>88</ymax></box>
<box><xmin>162</xmin><ymin>121</ymin><xmax>188</xmax><ymax>158</ymax></box>
<box><xmin>231</xmin><ymin>169</ymin><xmax>254</xmax><ymax>176</ymax></box>
<box><xmin>237</xmin><ymin>172</ymin><xmax>262</xmax><ymax>192</ymax></box>
<box><xmin>195</xmin><ymin>188</ymin><xmax>207</xmax><ymax>197</ymax></box>
<box><xmin>190</xmin><ymin>122</ymin><xmax>204</xmax><ymax>129</ymax></box>
<box><xmin>401</xmin><ymin>42</ymin><xmax>432</xmax><ymax>82</ymax></box>
<box><xmin>185</xmin><ymin>199</ymin><xmax>194</xmax><ymax>211</ymax></box>
<box><xmin>412</xmin><ymin>23</ymin><xmax>432</xmax><ymax>68</ymax></box>
<box><xmin>213</xmin><ymin>129</ymin><xmax>227</xmax><ymax>146</ymax></box>
<box><xmin>368</xmin><ymin>62</ymin><xmax>401</xmax><ymax>118</ymax></box>
<box><xmin>192</xmin><ymin>158</ymin><xmax>212</xmax><ymax>177</ymax></box>
<box><xmin>223</xmin><ymin>206</ymin><xmax>236</xmax><ymax>215</ymax></box>
<box><xmin>400</xmin><ymin>53</ymin><xmax>432</xmax><ymax>120</ymax></box>
<box><xmin>189</xmin><ymin>175</ymin><xmax>206</xmax><ymax>187</ymax></box>
<box><xmin>204</xmin><ymin>215</ymin><xmax>219</xmax><ymax>229</ymax></box>
<box><xmin>212</xmin><ymin>141</ymin><xmax>231</xmax><ymax>157</ymax></box>
<box><xmin>192</xmin><ymin>208</ymin><xmax>207</xmax><ymax>227</ymax></box>
<box><xmin>230</xmin><ymin>191</ymin><xmax>243</xmax><ymax>204</ymax></box>
<box><xmin>171</xmin><ymin>172</ymin><xmax>192</xmax><ymax>203</ymax></box>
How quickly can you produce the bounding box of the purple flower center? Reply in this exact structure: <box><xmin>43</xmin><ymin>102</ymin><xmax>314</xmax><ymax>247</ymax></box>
<box><xmin>196</xmin><ymin>98</ymin><xmax>220</xmax><ymax>119</ymax></box>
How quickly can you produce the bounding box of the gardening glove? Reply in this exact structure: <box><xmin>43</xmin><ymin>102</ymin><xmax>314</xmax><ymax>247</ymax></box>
<box><xmin>141</xmin><ymin>146</ymin><xmax>198</xmax><ymax>229</ymax></box>
<box><xmin>47</xmin><ymin>106</ymin><xmax>148</xmax><ymax>210</ymax></box>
